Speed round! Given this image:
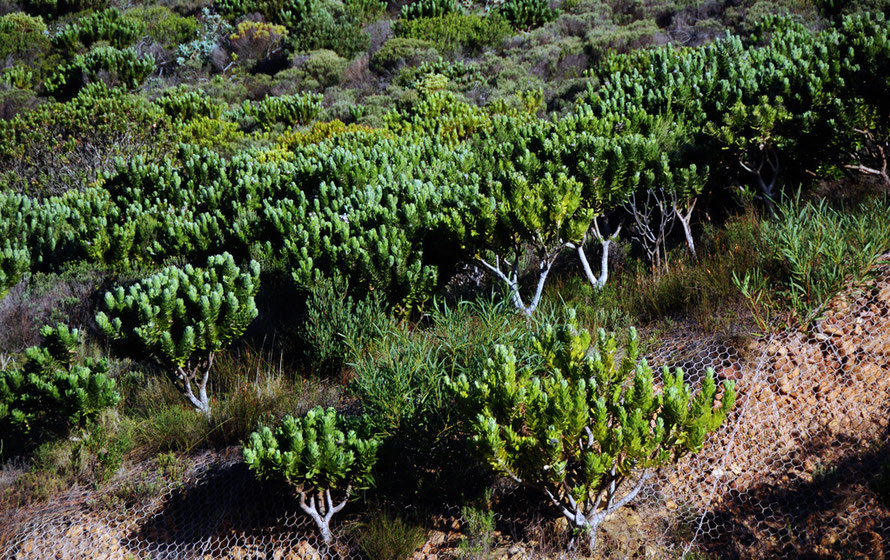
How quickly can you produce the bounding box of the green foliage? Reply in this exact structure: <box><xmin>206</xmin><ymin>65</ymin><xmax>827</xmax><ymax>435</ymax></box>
<box><xmin>496</xmin><ymin>0</ymin><xmax>556</xmax><ymax>30</ymax></box>
<box><xmin>350</xmin><ymin>510</ymin><xmax>429</xmax><ymax>560</ymax></box>
<box><xmin>396</xmin><ymin>59</ymin><xmax>481</xmax><ymax>88</ymax></box>
<box><xmin>174</xmin><ymin>8</ymin><xmax>233</xmax><ymax>68</ymax></box>
<box><xmin>447</xmin><ymin>311</ymin><xmax>735</xmax><ymax>550</ymax></box>
<box><xmin>394</xmin><ymin>13</ymin><xmax>511</xmax><ymax>54</ymax></box>
<box><xmin>22</xmin><ymin>0</ymin><xmax>107</xmax><ymax>19</ymax></box>
<box><xmin>96</xmin><ymin>253</ymin><xmax>260</xmax><ymax>413</ymax></box>
<box><xmin>0</xmin><ymin>244</ymin><xmax>30</xmax><ymax>298</ymax></box>
<box><xmin>300</xmin><ymin>276</ymin><xmax>389</xmax><ymax>375</ymax></box>
<box><xmin>154</xmin><ymin>86</ymin><xmax>225</xmax><ymax>121</ymax></box>
<box><xmin>216</xmin><ymin>0</ymin><xmax>317</xmax><ymax>28</ymax></box>
<box><xmin>289</xmin><ymin>9</ymin><xmax>369</xmax><ymax>58</ymax></box>
<box><xmin>458</xmin><ymin>492</ymin><xmax>496</xmax><ymax>560</ymax></box>
<box><xmin>51</xmin><ymin>8</ymin><xmax>145</xmax><ymax>53</ymax></box>
<box><xmin>242</xmin><ymin>93</ymin><xmax>323</xmax><ymax>128</ymax></box>
<box><xmin>0</xmin><ymin>83</ymin><xmax>170</xmax><ymax>195</ymax></box>
<box><xmin>0</xmin><ymin>12</ymin><xmax>49</xmax><ymax>57</ymax></box>
<box><xmin>126</xmin><ymin>6</ymin><xmax>198</xmax><ymax>49</ymax></box>
<box><xmin>385</xmin><ymin>89</ymin><xmax>491</xmax><ymax>145</ymax></box>
<box><xmin>0</xmin><ymin>324</ymin><xmax>120</xmax><ymax>451</ymax></box>
<box><xmin>813</xmin><ymin>0</ymin><xmax>890</xmax><ymax>19</ymax></box>
<box><xmin>297</xmin><ymin>49</ymin><xmax>349</xmax><ymax>90</ymax></box>
<box><xmin>243</xmin><ymin>406</ymin><xmax>380</xmax><ymax>542</ymax></box>
<box><xmin>371</xmin><ymin>37</ymin><xmax>439</xmax><ymax>74</ymax></box>
<box><xmin>244</xmin><ymin>405</ymin><xmax>379</xmax><ymax>489</ymax></box>
<box><xmin>345</xmin><ymin>0</ymin><xmax>386</xmax><ymax>23</ymax></box>
<box><xmin>742</xmin><ymin>195</ymin><xmax>890</xmax><ymax>325</ymax></box>
<box><xmin>470</xmin><ymin>115</ymin><xmax>642</xmax><ymax>313</ymax></box>
<box><xmin>44</xmin><ymin>46</ymin><xmax>156</xmax><ymax>100</ymax></box>
<box><xmin>1</xmin><ymin>66</ymin><xmax>35</xmax><ymax>89</ymax></box>
<box><xmin>399</xmin><ymin>0</ymin><xmax>460</xmax><ymax>21</ymax></box>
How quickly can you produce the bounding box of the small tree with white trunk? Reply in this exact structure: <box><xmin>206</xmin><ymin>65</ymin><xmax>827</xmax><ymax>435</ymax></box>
<box><xmin>243</xmin><ymin>407</ymin><xmax>380</xmax><ymax>545</ymax></box>
<box><xmin>447</xmin><ymin>311</ymin><xmax>736</xmax><ymax>552</ymax></box>
<box><xmin>96</xmin><ymin>252</ymin><xmax>260</xmax><ymax>415</ymax></box>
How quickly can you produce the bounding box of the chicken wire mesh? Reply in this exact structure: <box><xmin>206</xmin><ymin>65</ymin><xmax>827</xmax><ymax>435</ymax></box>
<box><xmin>2</xmin><ymin>262</ymin><xmax>889</xmax><ymax>560</ymax></box>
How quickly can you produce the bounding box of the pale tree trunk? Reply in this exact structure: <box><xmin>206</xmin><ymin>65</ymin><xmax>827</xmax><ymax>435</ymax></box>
<box><xmin>299</xmin><ymin>487</ymin><xmax>350</xmax><ymax>545</ymax></box>
<box><xmin>545</xmin><ymin>470</ymin><xmax>653</xmax><ymax>555</ymax></box>
<box><xmin>626</xmin><ymin>188</ymin><xmax>675</xmax><ymax>272</ymax></box>
<box><xmin>568</xmin><ymin>219</ymin><xmax>621</xmax><ymax>290</ymax></box>
<box><xmin>845</xmin><ymin>128</ymin><xmax>890</xmax><ymax>187</ymax></box>
<box><xmin>673</xmin><ymin>198</ymin><xmax>697</xmax><ymax>258</ymax></box>
<box><xmin>174</xmin><ymin>353</ymin><xmax>214</xmax><ymax>416</ymax></box>
<box><xmin>479</xmin><ymin>245</ymin><xmax>560</xmax><ymax>317</ymax></box>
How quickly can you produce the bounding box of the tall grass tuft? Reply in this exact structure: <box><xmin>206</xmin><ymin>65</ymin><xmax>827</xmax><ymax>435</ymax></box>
<box><xmin>349</xmin><ymin>509</ymin><xmax>428</xmax><ymax>560</ymax></box>
<box><xmin>738</xmin><ymin>194</ymin><xmax>890</xmax><ymax>326</ymax></box>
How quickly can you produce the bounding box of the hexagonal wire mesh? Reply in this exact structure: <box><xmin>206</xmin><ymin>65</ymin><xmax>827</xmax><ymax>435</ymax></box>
<box><xmin>2</xmin><ymin>263</ymin><xmax>889</xmax><ymax>559</ymax></box>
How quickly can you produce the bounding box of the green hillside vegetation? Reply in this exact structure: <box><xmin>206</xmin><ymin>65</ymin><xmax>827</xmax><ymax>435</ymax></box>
<box><xmin>0</xmin><ymin>0</ymin><xmax>889</xmax><ymax>554</ymax></box>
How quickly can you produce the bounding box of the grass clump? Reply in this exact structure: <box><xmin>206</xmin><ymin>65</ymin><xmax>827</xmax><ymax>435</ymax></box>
<box><xmin>736</xmin><ymin>195</ymin><xmax>890</xmax><ymax>327</ymax></box>
<box><xmin>350</xmin><ymin>509</ymin><xmax>429</xmax><ymax>560</ymax></box>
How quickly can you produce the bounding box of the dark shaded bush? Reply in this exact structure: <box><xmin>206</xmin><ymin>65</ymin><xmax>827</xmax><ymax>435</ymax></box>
<box><xmin>51</xmin><ymin>8</ymin><xmax>145</xmax><ymax>53</ymax></box>
<box><xmin>0</xmin><ymin>324</ymin><xmax>120</xmax><ymax>455</ymax></box>
<box><xmin>43</xmin><ymin>46</ymin><xmax>156</xmax><ymax>100</ymax></box>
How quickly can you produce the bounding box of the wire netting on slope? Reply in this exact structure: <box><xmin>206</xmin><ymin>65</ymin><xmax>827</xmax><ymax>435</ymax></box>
<box><xmin>2</xmin><ymin>264</ymin><xmax>890</xmax><ymax>560</ymax></box>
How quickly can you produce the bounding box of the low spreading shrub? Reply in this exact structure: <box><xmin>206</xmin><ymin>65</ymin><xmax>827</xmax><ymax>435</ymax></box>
<box><xmin>51</xmin><ymin>8</ymin><xmax>145</xmax><ymax>53</ymax></box>
<box><xmin>447</xmin><ymin>310</ymin><xmax>736</xmax><ymax>551</ymax></box>
<box><xmin>370</xmin><ymin>37</ymin><xmax>438</xmax><ymax>74</ymax></box>
<box><xmin>0</xmin><ymin>324</ymin><xmax>120</xmax><ymax>453</ymax></box>
<box><xmin>44</xmin><ymin>46</ymin><xmax>156</xmax><ymax>100</ymax></box>
<box><xmin>241</xmin><ymin>92</ymin><xmax>323</xmax><ymax>127</ymax></box>
<box><xmin>394</xmin><ymin>13</ymin><xmax>511</xmax><ymax>54</ymax></box>
<box><xmin>399</xmin><ymin>0</ymin><xmax>460</xmax><ymax>21</ymax></box>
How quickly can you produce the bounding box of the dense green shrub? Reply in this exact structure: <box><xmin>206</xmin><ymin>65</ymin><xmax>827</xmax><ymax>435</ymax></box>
<box><xmin>399</xmin><ymin>0</ymin><xmax>460</xmax><ymax>21</ymax></box>
<box><xmin>300</xmin><ymin>276</ymin><xmax>388</xmax><ymax>375</ymax></box>
<box><xmin>447</xmin><ymin>311</ymin><xmax>736</xmax><ymax>551</ymax></box>
<box><xmin>154</xmin><ymin>85</ymin><xmax>225</xmax><ymax>120</ymax></box>
<box><xmin>813</xmin><ymin>0</ymin><xmax>890</xmax><ymax>19</ymax></box>
<box><xmin>216</xmin><ymin>0</ymin><xmax>317</xmax><ymax>27</ymax></box>
<box><xmin>0</xmin><ymin>83</ymin><xmax>170</xmax><ymax>194</ymax></box>
<box><xmin>370</xmin><ymin>37</ymin><xmax>438</xmax><ymax>74</ymax></box>
<box><xmin>289</xmin><ymin>10</ymin><xmax>369</xmax><ymax>58</ymax></box>
<box><xmin>1</xmin><ymin>66</ymin><xmax>35</xmax><ymax>89</ymax></box>
<box><xmin>394</xmin><ymin>13</ymin><xmax>511</xmax><ymax>54</ymax></box>
<box><xmin>496</xmin><ymin>0</ymin><xmax>556</xmax><ymax>29</ymax></box>
<box><xmin>385</xmin><ymin>89</ymin><xmax>491</xmax><ymax>144</ymax></box>
<box><xmin>44</xmin><ymin>46</ymin><xmax>156</xmax><ymax>100</ymax></box>
<box><xmin>22</xmin><ymin>0</ymin><xmax>107</xmax><ymax>19</ymax></box>
<box><xmin>51</xmin><ymin>8</ymin><xmax>145</xmax><ymax>53</ymax></box>
<box><xmin>0</xmin><ymin>244</ymin><xmax>30</xmax><ymax>298</ymax></box>
<box><xmin>345</xmin><ymin>0</ymin><xmax>386</xmax><ymax>23</ymax></box>
<box><xmin>586</xmin><ymin>19</ymin><xmax>658</xmax><ymax>59</ymax></box>
<box><xmin>737</xmin><ymin>196</ymin><xmax>890</xmax><ymax>325</ymax></box>
<box><xmin>0</xmin><ymin>12</ymin><xmax>49</xmax><ymax>58</ymax></box>
<box><xmin>295</xmin><ymin>49</ymin><xmax>348</xmax><ymax>89</ymax></box>
<box><xmin>126</xmin><ymin>6</ymin><xmax>199</xmax><ymax>49</ymax></box>
<box><xmin>242</xmin><ymin>93</ymin><xmax>323</xmax><ymax>127</ymax></box>
<box><xmin>0</xmin><ymin>324</ymin><xmax>120</xmax><ymax>451</ymax></box>
<box><xmin>96</xmin><ymin>253</ymin><xmax>260</xmax><ymax>414</ymax></box>
<box><xmin>243</xmin><ymin>406</ymin><xmax>380</xmax><ymax>543</ymax></box>
<box><xmin>396</xmin><ymin>59</ymin><xmax>481</xmax><ymax>88</ymax></box>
